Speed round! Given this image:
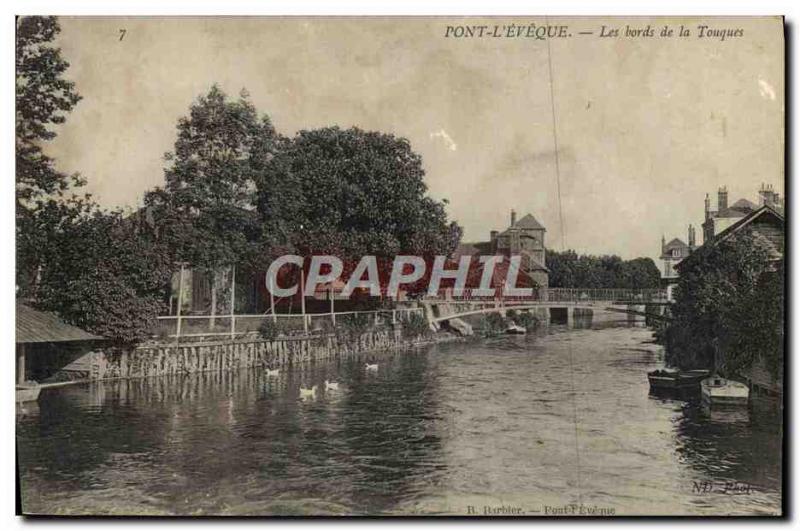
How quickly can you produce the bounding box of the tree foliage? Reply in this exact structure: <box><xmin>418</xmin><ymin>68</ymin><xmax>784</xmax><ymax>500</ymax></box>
<box><xmin>665</xmin><ymin>229</ymin><xmax>783</xmax><ymax>379</ymax></box>
<box><xmin>17</xmin><ymin>16</ymin><xmax>175</xmax><ymax>343</ymax></box>
<box><xmin>146</xmin><ymin>86</ymin><xmax>280</xmax><ymax>270</ymax></box>
<box><xmin>33</xmin><ymin>210</ymin><xmax>174</xmax><ymax>343</ymax></box>
<box><xmin>546</xmin><ymin>250</ymin><xmax>661</xmax><ymax>289</ymax></box>
<box><xmin>17</xmin><ymin>63</ymin><xmax>465</xmax><ymax>342</ymax></box>
<box><xmin>16</xmin><ymin>16</ymin><xmax>86</xmax><ymax>294</ymax></box>
<box><xmin>257</xmin><ymin>127</ymin><xmax>462</xmax><ymax>260</ymax></box>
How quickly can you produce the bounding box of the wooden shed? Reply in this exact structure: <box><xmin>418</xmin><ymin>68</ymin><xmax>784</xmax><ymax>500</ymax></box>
<box><xmin>15</xmin><ymin>302</ymin><xmax>104</xmax><ymax>384</ymax></box>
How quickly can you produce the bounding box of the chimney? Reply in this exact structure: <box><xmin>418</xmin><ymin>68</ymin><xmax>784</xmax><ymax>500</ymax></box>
<box><xmin>718</xmin><ymin>186</ymin><xmax>728</xmax><ymax>211</ymax></box>
<box><xmin>759</xmin><ymin>183</ymin><xmax>778</xmax><ymax>207</ymax></box>
<box><xmin>688</xmin><ymin>225</ymin><xmax>696</xmax><ymax>248</ymax></box>
<box><xmin>490</xmin><ymin>230</ymin><xmax>498</xmax><ymax>242</ymax></box>
<box><xmin>661</xmin><ymin>235</ymin><xmax>666</xmax><ymax>254</ymax></box>
<box><xmin>704</xmin><ymin>193</ymin><xmax>711</xmax><ymax>220</ymax></box>
<box><xmin>759</xmin><ymin>183</ymin><xmax>768</xmax><ymax>206</ymax></box>
<box><xmin>510</xmin><ymin>209</ymin><xmax>517</xmax><ymax>227</ymax></box>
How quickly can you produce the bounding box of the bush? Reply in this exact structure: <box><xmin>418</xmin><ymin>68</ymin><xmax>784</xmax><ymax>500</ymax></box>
<box><xmin>483</xmin><ymin>313</ymin><xmax>508</xmax><ymax>335</ymax></box>
<box><xmin>336</xmin><ymin>313</ymin><xmax>372</xmax><ymax>340</ymax></box>
<box><xmin>665</xmin><ymin>229</ymin><xmax>783</xmax><ymax>377</ymax></box>
<box><xmin>513</xmin><ymin>311</ymin><xmax>540</xmax><ymax>331</ymax></box>
<box><xmin>401</xmin><ymin>311</ymin><xmax>430</xmax><ymax>339</ymax></box>
<box><xmin>258</xmin><ymin>319</ymin><xmax>287</xmax><ymax>340</ymax></box>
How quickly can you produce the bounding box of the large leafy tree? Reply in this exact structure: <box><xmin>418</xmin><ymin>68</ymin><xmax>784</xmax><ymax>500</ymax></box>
<box><xmin>257</xmin><ymin>126</ymin><xmax>462</xmax><ymax>262</ymax></box>
<box><xmin>148</xmin><ymin>86</ymin><xmax>279</xmax><ymax>267</ymax></box>
<box><xmin>145</xmin><ymin>86</ymin><xmax>280</xmax><ymax>315</ymax></box>
<box><xmin>16</xmin><ymin>16</ymin><xmax>86</xmax><ymax>294</ymax></box>
<box><xmin>665</xmin><ymin>229</ymin><xmax>783</xmax><ymax>378</ymax></box>
<box><xmin>35</xmin><ymin>210</ymin><xmax>174</xmax><ymax>343</ymax></box>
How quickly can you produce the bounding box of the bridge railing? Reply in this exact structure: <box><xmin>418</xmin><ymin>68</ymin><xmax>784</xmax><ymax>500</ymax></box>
<box><xmin>424</xmin><ymin>287</ymin><xmax>666</xmax><ymax>303</ymax></box>
<box><xmin>153</xmin><ymin>307</ymin><xmax>424</xmax><ymax>341</ymax></box>
<box><xmin>546</xmin><ymin>288</ymin><xmax>667</xmax><ymax>303</ymax></box>
<box><xmin>427</xmin><ymin>287</ymin><xmax>542</xmax><ymax>301</ymax></box>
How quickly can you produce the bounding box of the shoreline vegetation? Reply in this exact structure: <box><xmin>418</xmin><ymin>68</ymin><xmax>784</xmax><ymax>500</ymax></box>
<box><xmin>18</xmin><ymin>16</ymin><xmax>698</xmax><ymax>391</ymax></box>
<box><xmin>467</xmin><ymin>309</ymin><xmax>543</xmax><ymax>338</ymax></box>
<box><xmin>657</xmin><ymin>230</ymin><xmax>783</xmax><ymax>396</ymax></box>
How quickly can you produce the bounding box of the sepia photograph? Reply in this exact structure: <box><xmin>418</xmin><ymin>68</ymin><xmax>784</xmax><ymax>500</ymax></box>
<box><xmin>14</xmin><ymin>14</ymin><xmax>785</xmax><ymax>517</ymax></box>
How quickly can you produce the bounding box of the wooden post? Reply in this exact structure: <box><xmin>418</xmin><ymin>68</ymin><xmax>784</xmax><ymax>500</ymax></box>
<box><xmin>300</xmin><ymin>266</ymin><xmax>307</xmax><ymax>334</ymax></box>
<box><xmin>16</xmin><ymin>343</ymin><xmax>25</xmax><ymax>384</ymax></box>
<box><xmin>268</xmin><ymin>273</ymin><xmax>277</xmax><ymax>322</ymax></box>
<box><xmin>175</xmin><ymin>264</ymin><xmax>185</xmax><ymax>342</ymax></box>
<box><xmin>230</xmin><ymin>264</ymin><xmax>236</xmax><ymax>339</ymax></box>
<box><xmin>330</xmin><ymin>285</ymin><xmax>336</xmax><ymax>327</ymax></box>
<box><xmin>210</xmin><ymin>270</ymin><xmax>217</xmax><ymax>330</ymax></box>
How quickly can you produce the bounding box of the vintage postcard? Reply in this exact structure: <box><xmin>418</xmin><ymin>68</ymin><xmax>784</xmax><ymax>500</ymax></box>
<box><xmin>15</xmin><ymin>16</ymin><xmax>784</xmax><ymax>517</ymax></box>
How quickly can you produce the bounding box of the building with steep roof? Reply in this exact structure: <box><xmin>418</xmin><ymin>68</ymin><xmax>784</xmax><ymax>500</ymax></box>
<box><xmin>682</xmin><ymin>204</ymin><xmax>785</xmax><ymax>268</ymax></box>
<box><xmin>702</xmin><ymin>185</ymin><xmax>783</xmax><ymax>243</ymax></box>
<box><xmin>659</xmin><ymin>225</ymin><xmax>698</xmax><ymax>300</ymax></box>
<box><xmin>660</xmin><ymin>226</ymin><xmax>698</xmax><ymax>281</ymax></box>
<box><xmin>454</xmin><ymin>210</ymin><xmax>548</xmax><ymax>298</ymax></box>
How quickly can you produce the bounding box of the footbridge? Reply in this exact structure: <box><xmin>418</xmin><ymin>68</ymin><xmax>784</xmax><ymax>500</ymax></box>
<box><xmin>420</xmin><ymin>288</ymin><xmax>668</xmax><ymax>327</ymax></box>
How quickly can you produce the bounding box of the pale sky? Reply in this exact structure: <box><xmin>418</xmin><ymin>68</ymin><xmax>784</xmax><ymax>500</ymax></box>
<box><xmin>46</xmin><ymin>16</ymin><xmax>784</xmax><ymax>265</ymax></box>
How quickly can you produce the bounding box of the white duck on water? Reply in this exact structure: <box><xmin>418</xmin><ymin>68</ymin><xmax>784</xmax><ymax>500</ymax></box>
<box><xmin>299</xmin><ymin>385</ymin><xmax>317</xmax><ymax>400</ymax></box>
<box><xmin>324</xmin><ymin>380</ymin><xmax>339</xmax><ymax>391</ymax></box>
<box><xmin>365</xmin><ymin>363</ymin><xmax>378</xmax><ymax>372</ymax></box>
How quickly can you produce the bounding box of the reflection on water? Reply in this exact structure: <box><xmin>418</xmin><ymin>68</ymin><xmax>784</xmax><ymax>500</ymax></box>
<box><xmin>17</xmin><ymin>315</ymin><xmax>782</xmax><ymax>516</ymax></box>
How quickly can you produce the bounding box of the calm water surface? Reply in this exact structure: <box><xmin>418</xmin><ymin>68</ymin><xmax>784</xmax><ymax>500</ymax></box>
<box><xmin>17</xmin><ymin>318</ymin><xmax>782</xmax><ymax>515</ymax></box>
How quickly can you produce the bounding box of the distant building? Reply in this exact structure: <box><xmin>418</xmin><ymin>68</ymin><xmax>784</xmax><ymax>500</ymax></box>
<box><xmin>660</xmin><ymin>226</ymin><xmax>697</xmax><ymax>280</ymax></box>
<box><xmin>454</xmin><ymin>209</ymin><xmax>548</xmax><ymax>298</ymax></box>
<box><xmin>660</xmin><ymin>225</ymin><xmax>698</xmax><ymax>301</ymax></box>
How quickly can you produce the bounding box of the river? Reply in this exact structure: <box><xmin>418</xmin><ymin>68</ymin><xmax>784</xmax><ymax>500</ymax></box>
<box><xmin>16</xmin><ymin>315</ymin><xmax>782</xmax><ymax>516</ymax></box>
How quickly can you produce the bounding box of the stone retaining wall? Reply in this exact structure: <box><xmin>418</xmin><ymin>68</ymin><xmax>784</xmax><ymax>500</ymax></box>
<box><xmin>86</xmin><ymin>327</ymin><xmax>428</xmax><ymax>381</ymax></box>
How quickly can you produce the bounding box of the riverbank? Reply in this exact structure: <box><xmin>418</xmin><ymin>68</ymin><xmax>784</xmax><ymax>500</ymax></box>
<box><xmin>56</xmin><ymin>327</ymin><xmax>462</xmax><ymax>383</ymax></box>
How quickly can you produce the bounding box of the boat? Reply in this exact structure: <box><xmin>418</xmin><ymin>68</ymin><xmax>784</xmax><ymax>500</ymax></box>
<box><xmin>16</xmin><ymin>381</ymin><xmax>41</xmax><ymax>403</ymax></box>
<box><xmin>505</xmin><ymin>324</ymin><xmax>526</xmax><ymax>335</ymax></box>
<box><xmin>648</xmin><ymin>368</ymin><xmax>709</xmax><ymax>390</ymax></box>
<box><xmin>701</xmin><ymin>376</ymin><xmax>749</xmax><ymax>406</ymax></box>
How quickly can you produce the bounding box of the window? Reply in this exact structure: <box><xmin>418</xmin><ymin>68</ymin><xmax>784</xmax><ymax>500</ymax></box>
<box><xmin>671</xmin><ymin>249</ymin><xmax>681</xmax><ymax>258</ymax></box>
